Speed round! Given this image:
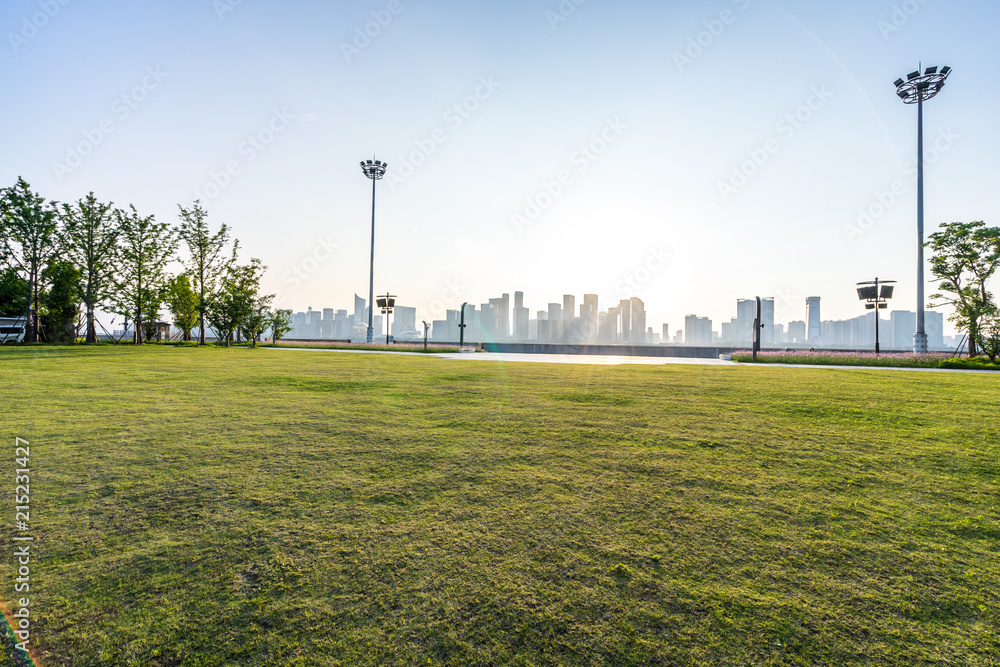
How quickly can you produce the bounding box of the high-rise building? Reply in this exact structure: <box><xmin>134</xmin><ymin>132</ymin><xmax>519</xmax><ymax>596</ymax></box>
<box><xmin>619</xmin><ymin>299</ymin><xmax>631</xmax><ymax>342</ymax></box>
<box><xmin>684</xmin><ymin>315</ymin><xmax>712</xmax><ymax>345</ymax></box>
<box><xmin>787</xmin><ymin>320</ymin><xmax>806</xmax><ymax>343</ymax></box>
<box><xmin>629</xmin><ymin>297</ymin><xmax>646</xmax><ymax>343</ymax></box>
<box><xmin>603</xmin><ymin>306</ymin><xmax>621</xmax><ymax>343</ymax></box>
<box><xmin>662</xmin><ymin>323</ymin><xmax>669</xmax><ymax>343</ymax></box>
<box><xmin>761</xmin><ymin>298</ymin><xmax>775</xmax><ymax>345</ymax></box>
<box><xmin>392</xmin><ymin>306</ymin><xmax>416</xmax><ymax>335</ymax></box>
<box><xmin>306</xmin><ymin>307</ymin><xmax>321</xmax><ymax>338</ymax></box>
<box><xmin>806</xmin><ymin>297</ymin><xmax>821</xmax><ymax>341</ymax></box>
<box><xmin>562</xmin><ymin>295</ymin><xmax>575</xmax><ymax>325</ymax></box>
<box><xmin>926</xmin><ymin>310</ymin><xmax>944</xmax><ymax>349</ymax></box>
<box><xmin>582</xmin><ymin>293</ymin><xmax>599</xmax><ymax>343</ymax></box>
<box><xmin>354</xmin><ymin>294</ymin><xmax>366</xmax><ymax>325</ymax></box>
<box><xmin>736</xmin><ymin>299</ymin><xmax>755</xmax><ymax>343</ymax></box>
<box><xmin>512</xmin><ymin>292</ymin><xmax>529</xmax><ymax>341</ymax></box>
<box><xmin>890</xmin><ymin>310</ymin><xmax>916</xmax><ymax>350</ymax></box>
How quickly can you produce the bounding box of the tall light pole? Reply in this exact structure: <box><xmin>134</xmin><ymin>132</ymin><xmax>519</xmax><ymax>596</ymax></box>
<box><xmin>894</xmin><ymin>65</ymin><xmax>951</xmax><ymax>353</ymax></box>
<box><xmin>360</xmin><ymin>158</ymin><xmax>388</xmax><ymax>343</ymax></box>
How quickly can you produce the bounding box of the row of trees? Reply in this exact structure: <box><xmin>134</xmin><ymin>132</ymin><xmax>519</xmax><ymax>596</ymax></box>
<box><xmin>928</xmin><ymin>221</ymin><xmax>1000</xmax><ymax>360</ymax></box>
<box><xmin>0</xmin><ymin>177</ymin><xmax>291</xmax><ymax>346</ymax></box>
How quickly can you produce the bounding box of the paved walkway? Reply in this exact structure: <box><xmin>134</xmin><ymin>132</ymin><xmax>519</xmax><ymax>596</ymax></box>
<box><xmin>265</xmin><ymin>347</ymin><xmax>998</xmax><ymax>373</ymax></box>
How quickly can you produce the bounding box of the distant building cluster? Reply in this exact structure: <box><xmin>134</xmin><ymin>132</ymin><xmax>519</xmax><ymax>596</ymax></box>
<box><xmin>285</xmin><ymin>293</ymin><xmax>952</xmax><ymax>350</ymax></box>
<box><xmin>680</xmin><ymin>296</ymin><xmax>948</xmax><ymax>350</ymax></box>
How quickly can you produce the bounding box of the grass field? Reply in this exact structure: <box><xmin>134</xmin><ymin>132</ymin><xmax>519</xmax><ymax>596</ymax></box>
<box><xmin>0</xmin><ymin>346</ymin><xmax>997</xmax><ymax>666</ymax></box>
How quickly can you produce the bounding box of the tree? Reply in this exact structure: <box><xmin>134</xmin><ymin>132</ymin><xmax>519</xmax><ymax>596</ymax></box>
<box><xmin>269</xmin><ymin>309</ymin><xmax>293</xmax><ymax>343</ymax></box>
<box><xmin>206</xmin><ymin>258</ymin><xmax>270</xmax><ymax>347</ymax></box>
<box><xmin>177</xmin><ymin>201</ymin><xmax>232</xmax><ymax>345</ymax></box>
<box><xmin>0</xmin><ymin>177</ymin><xmax>60</xmax><ymax>342</ymax></box>
<box><xmin>977</xmin><ymin>309</ymin><xmax>1000</xmax><ymax>363</ymax></box>
<box><xmin>60</xmin><ymin>193</ymin><xmax>119</xmax><ymax>343</ymax></box>
<box><xmin>40</xmin><ymin>260</ymin><xmax>83</xmax><ymax>343</ymax></box>
<box><xmin>242</xmin><ymin>307</ymin><xmax>271</xmax><ymax>348</ymax></box>
<box><xmin>0</xmin><ymin>268</ymin><xmax>29</xmax><ymax>318</ymax></box>
<box><xmin>927</xmin><ymin>221</ymin><xmax>1000</xmax><ymax>356</ymax></box>
<box><xmin>111</xmin><ymin>206</ymin><xmax>176</xmax><ymax>345</ymax></box>
<box><xmin>164</xmin><ymin>274</ymin><xmax>199</xmax><ymax>341</ymax></box>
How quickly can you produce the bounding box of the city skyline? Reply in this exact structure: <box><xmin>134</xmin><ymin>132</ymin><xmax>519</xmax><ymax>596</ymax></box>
<box><xmin>285</xmin><ymin>290</ymin><xmax>953</xmax><ymax>350</ymax></box>
<box><xmin>3</xmin><ymin>2</ymin><xmax>998</xmax><ymax>338</ymax></box>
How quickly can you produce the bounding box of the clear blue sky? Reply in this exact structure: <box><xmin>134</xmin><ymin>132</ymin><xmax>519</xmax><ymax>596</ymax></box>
<box><xmin>2</xmin><ymin>0</ymin><xmax>997</xmax><ymax>333</ymax></box>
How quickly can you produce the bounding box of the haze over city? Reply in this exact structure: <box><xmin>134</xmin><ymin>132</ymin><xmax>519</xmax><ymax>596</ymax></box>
<box><xmin>3</xmin><ymin>0</ymin><xmax>999</xmax><ymax>335</ymax></box>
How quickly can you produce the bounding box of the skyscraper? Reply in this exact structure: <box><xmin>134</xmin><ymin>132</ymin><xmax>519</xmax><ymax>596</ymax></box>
<box><xmin>354</xmin><ymin>294</ymin><xmax>366</xmax><ymax>327</ymax></box>
<box><xmin>736</xmin><ymin>299</ymin><xmax>755</xmax><ymax>343</ymax></box>
<box><xmin>806</xmin><ymin>297</ymin><xmax>821</xmax><ymax>342</ymax></box>
<box><xmin>684</xmin><ymin>315</ymin><xmax>712</xmax><ymax>345</ymax></box>
<box><xmin>619</xmin><ymin>299</ymin><xmax>631</xmax><ymax>342</ymax></box>
<box><xmin>629</xmin><ymin>297</ymin><xmax>646</xmax><ymax>343</ymax></box>
<box><xmin>513</xmin><ymin>291</ymin><xmax>529</xmax><ymax>341</ymax></box>
<box><xmin>761</xmin><ymin>298</ymin><xmax>775</xmax><ymax>345</ymax></box>
<box><xmin>562</xmin><ymin>295</ymin><xmax>575</xmax><ymax>341</ymax></box>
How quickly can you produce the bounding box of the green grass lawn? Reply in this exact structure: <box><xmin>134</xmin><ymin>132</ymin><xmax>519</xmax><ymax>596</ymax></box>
<box><xmin>0</xmin><ymin>346</ymin><xmax>997</xmax><ymax>666</ymax></box>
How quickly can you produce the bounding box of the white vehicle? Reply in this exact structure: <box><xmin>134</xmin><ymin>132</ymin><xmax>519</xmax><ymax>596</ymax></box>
<box><xmin>0</xmin><ymin>316</ymin><xmax>27</xmax><ymax>344</ymax></box>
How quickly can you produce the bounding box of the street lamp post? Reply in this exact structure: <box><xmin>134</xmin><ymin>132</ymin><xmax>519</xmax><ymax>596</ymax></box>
<box><xmin>459</xmin><ymin>302</ymin><xmax>468</xmax><ymax>348</ymax></box>
<box><xmin>894</xmin><ymin>65</ymin><xmax>951</xmax><ymax>354</ymax></box>
<box><xmin>857</xmin><ymin>278</ymin><xmax>895</xmax><ymax>354</ymax></box>
<box><xmin>376</xmin><ymin>293</ymin><xmax>396</xmax><ymax>345</ymax></box>
<box><xmin>360</xmin><ymin>158</ymin><xmax>388</xmax><ymax>343</ymax></box>
<box><xmin>422</xmin><ymin>320</ymin><xmax>429</xmax><ymax>351</ymax></box>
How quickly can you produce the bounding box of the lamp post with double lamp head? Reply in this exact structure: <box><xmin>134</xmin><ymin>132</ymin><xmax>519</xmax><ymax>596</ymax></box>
<box><xmin>376</xmin><ymin>294</ymin><xmax>396</xmax><ymax>345</ymax></box>
<box><xmin>857</xmin><ymin>278</ymin><xmax>895</xmax><ymax>354</ymax></box>
<box><xmin>360</xmin><ymin>158</ymin><xmax>388</xmax><ymax>343</ymax></box>
<box><xmin>894</xmin><ymin>65</ymin><xmax>951</xmax><ymax>354</ymax></box>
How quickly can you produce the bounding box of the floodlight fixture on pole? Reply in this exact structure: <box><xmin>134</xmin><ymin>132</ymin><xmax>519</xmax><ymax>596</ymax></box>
<box><xmin>360</xmin><ymin>157</ymin><xmax>388</xmax><ymax>343</ymax></box>
<box><xmin>894</xmin><ymin>64</ymin><xmax>951</xmax><ymax>354</ymax></box>
<box><xmin>857</xmin><ymin>278</ymin><xmax>896</xmax><ymax>354</ymax></box>
<box><xmin>376</xmin><ymin>293</ymin><xmax>396</xmax><ymax>345</ymax></box>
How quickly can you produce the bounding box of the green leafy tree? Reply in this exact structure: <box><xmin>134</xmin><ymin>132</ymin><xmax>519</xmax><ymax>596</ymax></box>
<box><xmin>206</xmin><ymin>258</ymin><xmax>270</xmax><ymax>347</ymax></box>
<box><xmin>0</xmin><ymin>177</ymin><xmax>60</xmax><ymax>342</ymax></box>
<box><xmin>0</xmin><ymin>267</ymin><xmax>29</xmax><ymax>318</ymax></box>
<box><xmin>977</xmin><ymin>309</ymin><xmax>1000</xmax><ymax>363</ymax></box>
<box><xmin>111</xmin><ymin>206</ymin><xmax>176</xmax><ymax>345</ymax></box>
<box><xmin>177</xmin><ymin>201</ymin><xmax>233</xmax><ymax>345</ymax></box>
<box><xmin>60</xmin><ymin>193</ymin><xmax>119</xmax><ymax>343</ymax></box>
<box><xmin>927</xmin><ymin>221</ymin><xmax>1000</xmax><ymax>356</ymax></box>
<box><xmin>242</xmin><ymin>307</ymin><xmax>271</xmax><ymax>347</ymax></box>
<box><xmin>269</xmin><ymin>308</ymin><xmax>293</xmax><ymax>343</ymax></box>
<box><xmin>165</xmin><ymin>274</ymin><xmax>199</xmax><ymax>341</ymax></box>
<box><xmin>40</xmin><ymin>260</ymin><xmax>83</xmax><ymax>343</ymax></box>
